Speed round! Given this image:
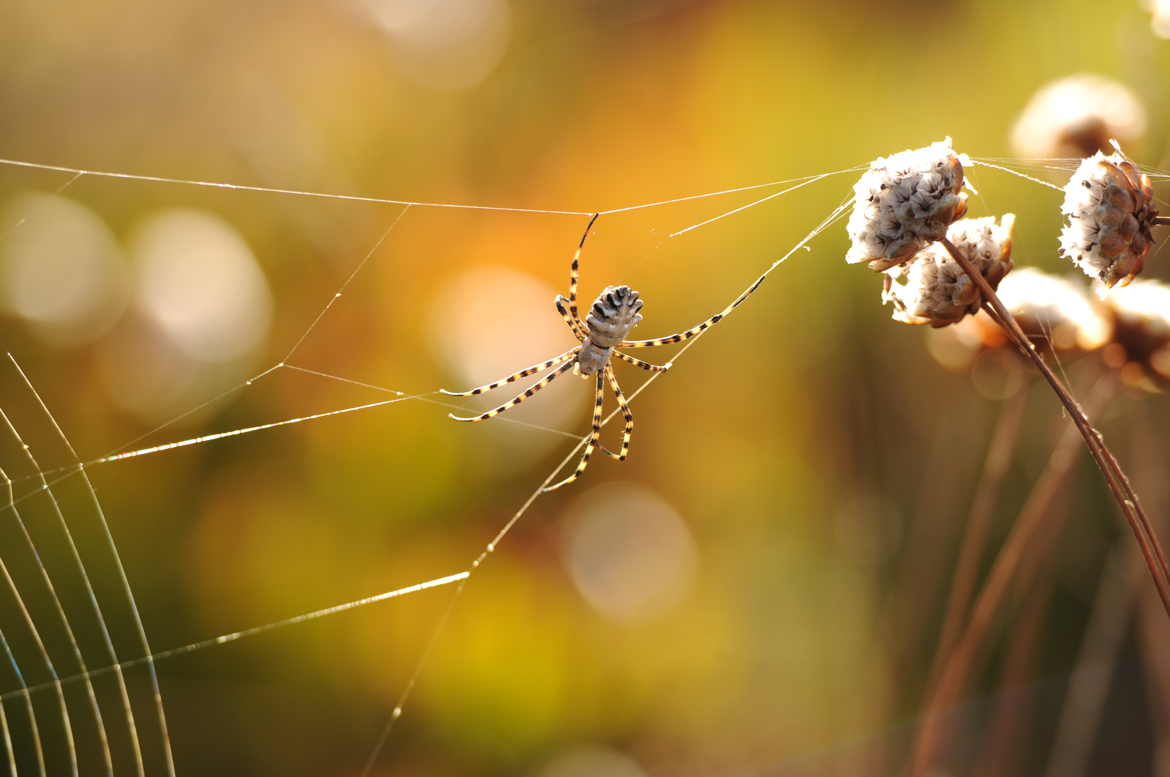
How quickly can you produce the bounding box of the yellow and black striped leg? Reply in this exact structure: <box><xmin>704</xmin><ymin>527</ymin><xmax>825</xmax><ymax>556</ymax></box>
<box><xmin>544</xmin><ymin>372</ymin><xmax>605</xmax><ymax>491</ymax></box>
<box><xmin>440</xmin><ymin>348</ymin><xmax>578</xmax><ymax>397</ymax></box>
<box><xmin>555</xmin><ymin>296</ymin><xmax>588</xmax><ymax>342</ymax></box>
<box><xmin>618</xmin><ymin>312</ymin><xmax>725</xmax><ymax>348</ymax></box>
<box><xmin>613</xmin><ymin>351</ymin><xmax>670</xmax><ymax>372</ymax></box>
<box><xmin>449</xmin><ymin>361</ymin><xmax>575</xmax><ymax>421</ymax></box>
<box><xmin>567</xmin><ymin>212</ymin><xmax>600</xmax><ymax>324</ymax></box>
<box><xmin>604</xmin><ymin>365</ymin><xmax>633</xmax><ymax>461</ymax></box>
<box><xmin>618</xmin><ymin>274</ymin><xmax>766</xmax><ymax>348</ymax></box>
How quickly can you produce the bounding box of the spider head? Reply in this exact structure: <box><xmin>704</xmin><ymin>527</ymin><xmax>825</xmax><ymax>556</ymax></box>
<box><xmin>586</xmin><ymin>285</ymin><xmax>644</xmax><ymax>347</ymax></box>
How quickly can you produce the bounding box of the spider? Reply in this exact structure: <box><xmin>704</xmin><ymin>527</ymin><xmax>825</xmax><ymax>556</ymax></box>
<box><xmin>441</xmin><ymin>213</ymin><xmax>746</xmax><ymax>492</ymax></box>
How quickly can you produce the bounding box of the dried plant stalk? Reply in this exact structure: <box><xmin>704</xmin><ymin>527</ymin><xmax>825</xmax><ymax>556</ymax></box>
<box><xmin>1044</xmin><ymin>543</ymin><xmax>1139</xmax><ymax>777</ymax></box>
<box><xmin>926</xmin><ymin>389</ymin><xmax>1028</xmax><ymax>687</ymax></box>
<box><xmin>940</xmin><ymin>236</ymin><xmax>1170</xmax><ymax>619</ymax></box>
<box><xmin>911</xmin><ymin>376</ymin><xmax>1116</xmax><ymax>776</ymax></box>
<box><xmin>977</xmin><ymin>569</ymin><xmax>1053</xmax><ymax>777</ymax></box>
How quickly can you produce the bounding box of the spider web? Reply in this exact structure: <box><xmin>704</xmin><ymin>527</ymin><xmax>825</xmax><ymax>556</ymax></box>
<box><xmin>0</xmin><ymin>148</ymin><xmax>1086</xmax><ymax>776</ymax></box>
<box><xmin>0</xmin><ymin>143</ymin><xmax>1095</xmax><ymax>772</ymax></box>
<box><xmin>0</xmin><ymin>154</ymin><xmax>878</xmax><ymax>776</ymax></box>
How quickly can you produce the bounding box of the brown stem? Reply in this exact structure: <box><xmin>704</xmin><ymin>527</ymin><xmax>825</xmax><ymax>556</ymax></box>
<box><xmin>1130</xmin><ymin>398</ymin><xmax>1170</xmax><ymax>777</ymax></box>
<box><xmin>977</xmin><ymin>569</ymin><xmax>1053</xmax><ymax>777</ymax></box>
<box><xmin>910</xmin><ymin>376</ymin><xmax>1115</xmax><ymax>777</ymax></box>
<box><xmin>1140</xmin><ymin>584</ymin><xmax>1170</xmax><ymax>777</ymax></box>
<box><xmin>926</xmin><ymin>388</ymin><xmax>1028</xmax><ymax>690</ymax></box>
<box><xmin>1044</xmin><ymin>542</ymin><xmax>1139</xmax><ymax>777</ymax></box>
<box><xmin>1153</xmin><ymin>216</ymin><xmax>1170</xmax><ymax>226</ymax></box>
<box><xmin>940</xmin><ymin>236</ymin><xmax>1170</xmax><ymax>620</ymax></box>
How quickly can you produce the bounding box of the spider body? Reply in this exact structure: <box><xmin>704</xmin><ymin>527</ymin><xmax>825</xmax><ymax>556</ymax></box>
<box><xmin>578</xmin><ymin>285</ymin><xmax>643</xmax><ymax>375</ymax></box>
<box><xmin>442</xmin><ymin>213</ymin><xmax>748</xmax><ymax>491</ymax></box>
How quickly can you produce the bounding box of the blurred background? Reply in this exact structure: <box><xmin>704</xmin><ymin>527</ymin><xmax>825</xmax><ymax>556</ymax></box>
<box><xmin>1</xmin><ymin>0</ymin><xmax>1170</xmax><ymax>775</ymax></box>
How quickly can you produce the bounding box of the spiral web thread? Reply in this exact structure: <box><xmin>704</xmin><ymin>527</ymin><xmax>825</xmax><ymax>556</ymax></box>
<box><xmin>0</xmin><ymin>154</ymin><xmax>1064</xmax><ymax>774</ymax></box>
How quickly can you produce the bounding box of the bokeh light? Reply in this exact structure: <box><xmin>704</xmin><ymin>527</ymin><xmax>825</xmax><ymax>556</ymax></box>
<box><xmin>359</xmin><ymin>0</ymin><xmax>511</xmax><ymax>90</ymax></box>
<box><xmin>533</xmin><ymin>745</ymin><xmax>648</xmax><ymax>777</ymax></box>
<box><xmin>430</xmin><ymin>263</ymin><xmax>583</xmax><ymax>454</ymax></box>
<box><xmin>131</xmin><ymin>208</ymin><xmax>272</xmax><ymax>365</ymax></box>
<box><xmin>561</xmin><ymin>482</ymin><xmax>696</xmax><ymax>622</ymax></box>
<box><xmin>0</xmin><ymin>192</ymin><xmax>128</xmax><ymax>346</ymax></box>
<box><xmin>95</xmin><ymin>208</ymin><xmax>272</xmax><ymax>423</ymax></box>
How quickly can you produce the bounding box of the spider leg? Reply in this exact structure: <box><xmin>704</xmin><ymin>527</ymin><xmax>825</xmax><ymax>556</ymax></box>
<box><xmin>612</xmin><ymin>351</ymin><xmax>670</xmax><ymax>372</ymax></box>
<box><xmin>448</xmin><ymin>360</ymin><xmax>575</xmax><ymax>422</ymax></box>
<box><xmin>604</xmin><ymin>365</ymin><xmax>633</xmax><ymax>461</ymax></box>
<box><xmin>618</xmin><ymin>311</ymin><xmax>724</xmax><ymax>347</ymax></box>
<box><xmin>440</xmin><ymin>348</ymin><xmax>579</xmax><ymax>397</ymax></box>
<box><xmin>555</xmin><ymin>296</ymin><xmax>588</xmax><ymax>342</ymax></box>
<box><xmin>619</xmin><ymin>275</ymin><xmax>766</xmax><ymax>348</ymax></box>
<box><xmin>544</xmin><ymin>371</ymin><xmax>605</xmax><ymax>491</ymax></box>
<box><xmin>567</xmin><ymin>212</ymin><xmax>600</xmax><ymax>325</ymax></box>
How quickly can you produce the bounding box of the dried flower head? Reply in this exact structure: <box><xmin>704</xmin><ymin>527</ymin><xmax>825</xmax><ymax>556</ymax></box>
<box><xmin>1146</xmin><ymin>0</ymin><xmax>1170</xmax><ymax>38</ymax></box>
<box><xmin>882</xmin><ymin>215</ymin><xmax>1015</xmax><ymax>328</ymax></box>
<box><xmin>1010</xmin><ymin>74</ymin><xmax>1147</xmax><ymax>159</ymax></box>
<box><xmin>1099</xmin><ymin>279</ymin><xmax>1170</xmax><ymax>385</ymax></box>
<box><xmin>846</xmin><ymin>138</ymin><xmax>969</xmax><ymax>271</ymax></box>
<box><xmin>961</xmin><ymin>268</ymin><xmax>1112</xmax><ymax>352</ymax></box>
<box><xmin>1059</xmin><ymin>144</ymin><xmax>1158</xmax><ymax>287</ymax></box>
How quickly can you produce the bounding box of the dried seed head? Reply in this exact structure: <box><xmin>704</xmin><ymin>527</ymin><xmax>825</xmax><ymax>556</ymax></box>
<box><xmin>1146</xmin><ymin>0</ymin><xmax>1170</xmax><ymax>38</ymax></box>
<box><xmin>961</xmin><ymin>268</ymin><xmax>1112</xmax><ymax>352</ymax></box>
<box><xmin>1059</xmin><ymin>144</ymin><xmax>1158</xmax><ymax>287</ymax></box>
<box><xmin>1010</xmin><ymin>74</ymin><xmax>1147</xmax><ymax>159</ymax></box>
<box><xmin>882</xmin><ymin>215</ymin><xmax>1015</xmax><ymax>328</ymax></box>
<box><xmin>1099</xmin><ymin>279</ymin><xmax>1170</xmax><ymax>386</ymax></box>
<box><xmin>846</xmin><ymin>138</ymin><xmax>969</xmax><ymax>271</ymax></box>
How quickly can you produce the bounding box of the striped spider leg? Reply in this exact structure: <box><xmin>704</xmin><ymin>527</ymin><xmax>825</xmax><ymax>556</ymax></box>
<box><xmin>547</xmin><ymin>263</ymin><xmax>774</xmax><ymax>487</ymax></box>
<box><xmin>440</xmin><ymin>347</ymin><xmax>579</xmax><ymax>400</ymax></box>
<box><xmin>565</xmin><ymin>212</ymin><xmax>600</xmax><ymax>328</ymax></box>
<box><xmin>543</xmin><ymin>370</ymin><xmax>607</xmax><ymax>492</ymax></box>
<box><xmin>612</xmin><ymin>351</ymin><xmax>670</xmax><ymax>372</ymax></box>
<box><xmin>442</xmin><ymin>349</ymin><xmax>580</xmax><ymax>420</ymax></box>
<box><xmin>617</xmin><ymin>275</ymin><xmax>766</xmax><ymax>350</ymax></box>
<box><xmin>448</xmin><ymin>211</ymin><xmax>767</xmax><ymax>491</ymax></box>
<box><xmin>604</xmin><ymin>365</ymin><xmax>633</xmax><ymax>461</ymax></box>
<box><xmin>439</xmin><ymin>217</ymin><xmax>601</xmax><ymax>422</ymax></box>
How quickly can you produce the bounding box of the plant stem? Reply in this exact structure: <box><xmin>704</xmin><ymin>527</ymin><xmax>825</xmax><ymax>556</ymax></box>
<box><xmin>910</xmin><ymin>375</ymin><xmax>1114</xmax><ymax>777</ymax></box>
<box><xmin>926</xmin><ymin>389</ymin><xmax>1028</xmax><ymax>690</ymax></box>
<box><xmin>1044</xmin><ymin>542</ymin><xmax>1138</xmax><ymax>777</ymax></box>
<box><xmin>940</xmin><ymin>237</ymin><xmax>1170</xmax><ymax>619</ymax></box>
<box><xmin>977</xmin><ymin>566</ymin><xmax>1053</xmax><ymax>777</ymax></box>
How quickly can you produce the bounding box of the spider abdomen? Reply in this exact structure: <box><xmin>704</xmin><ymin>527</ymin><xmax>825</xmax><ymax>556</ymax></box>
<box><xmin>586</xmin><ymin>285</ymin><xmax>643</xmax><ymax>348</ymax></box>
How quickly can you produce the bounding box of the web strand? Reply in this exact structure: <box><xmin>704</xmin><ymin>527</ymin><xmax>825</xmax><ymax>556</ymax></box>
<box><xmin>970</xmin><ymin>159</ymin><xmax>1066</xmax><ymax>192</ymax></box>
<box><xmin>597</xmin><ymin>167</ymin><xmax>864</xmax><ymax>215</ymax></box>
<box><xmin>0</xmin><ymin>571</ymin><xmax>469</xmax><ymax>704</ymax></box>
<box><xmin>0</xmin><ymin>583</ymin><xmax>47</xmax><ymax>777</ymax></box>
<box><xmin>0</xmin><ymin>487</ymin><xmax>76</xmax><ymax>777</ymax></box>
<box><xmin>0</xmin><ymin>156</ymin><xmax>858</xmax><ymax>221</ymax></box>
<box><xmin>359</xmin><ymin>197</ymin><xmax>851</xmax><ymax>772</ymax></box>
<box><xmin>668</xmin><ymin>166</ymin><xmax>859</xmax><ymax>237</ymax></box>
<box><xmin>12</xmin><ymin>356</ymin><xmax>179</xmax><ymax>777</ymax></box>
<box><xmin>91</xmin><ymin>391</ymin><xmax>440</xmax><ymax>464</ymax></box>
<box><xmin>0</xmin><ymin>189</ymin><xmax>850</xmax><ymax>772</ymax></box>
<box><xmin>0</xmin><ymin>669</ymin><xmax>16</xmax><ymax>777</ymax></box>
<box><xmin>283</xmin><ymin>206</ymin><xmax>412</xmax><ymax>363</ymax></box>
<box><xmin>358</xmin><ymin>576</ymin><xmax>469</xmax><ymax>777</ymax></box>
<box><xmin>281</xmin><ymin>364</ymin><xmax>584</xmax><ymax>441</ymax></box>
<box><xmin>0</xmin><ymin>153</ymin><xmax>851</xmax><ymax>774</ymax></box>
<box><xmin>0</xmin><ymin>158</ymin><xmax>591</xmax><ymax>216</ymax></box>
<box><xmin>0</xmin><ymin>409</ymin><xmax>121</xmax><ymax>777</ymax></box>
